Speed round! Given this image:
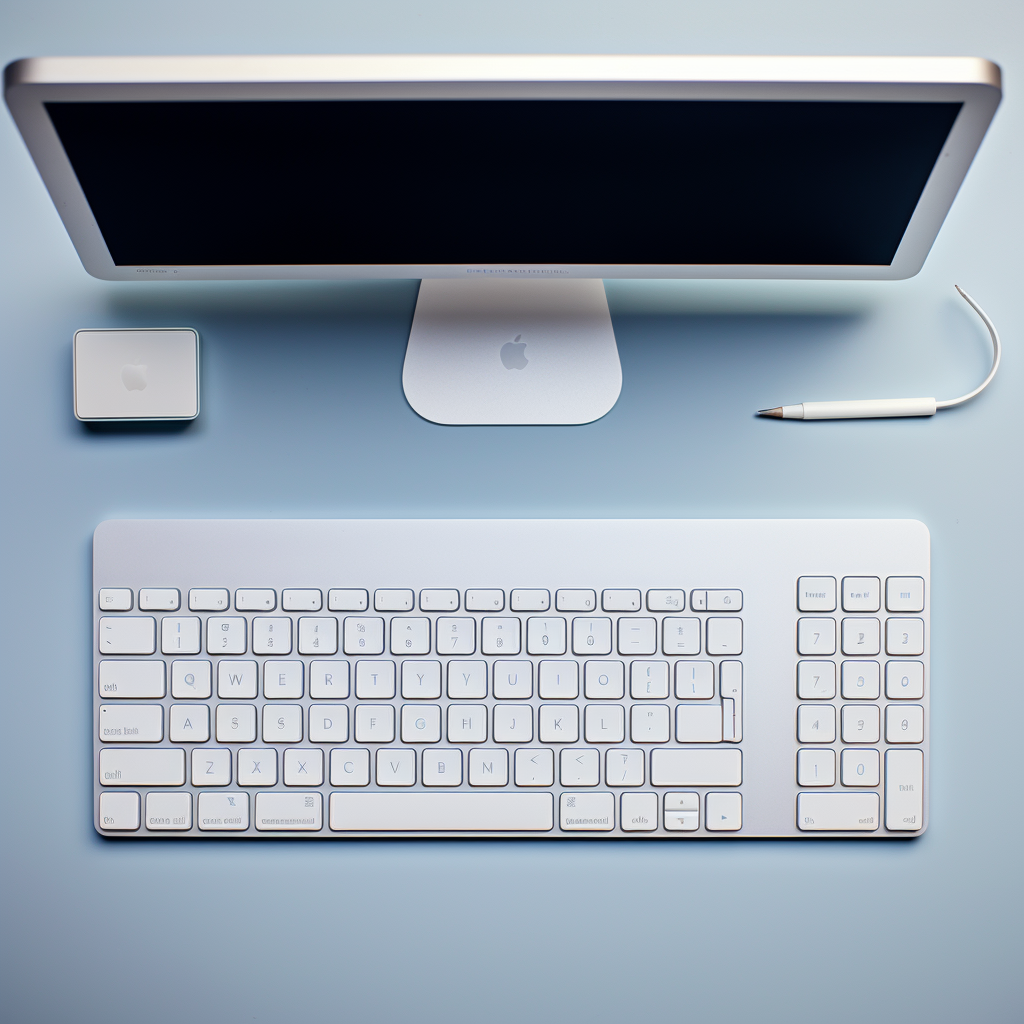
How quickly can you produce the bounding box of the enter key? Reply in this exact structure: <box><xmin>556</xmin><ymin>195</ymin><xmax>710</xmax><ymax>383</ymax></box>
<box><xmin>720</xmin><ymin>661</ymin><xmax>742</xmax><ymax>741</ymax></box>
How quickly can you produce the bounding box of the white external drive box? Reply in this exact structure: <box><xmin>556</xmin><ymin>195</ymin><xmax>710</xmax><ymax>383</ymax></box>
<box><xmin>73</xmin><ymin>328</ymin><xmax>200</xmax><ymax>422</ymax></box>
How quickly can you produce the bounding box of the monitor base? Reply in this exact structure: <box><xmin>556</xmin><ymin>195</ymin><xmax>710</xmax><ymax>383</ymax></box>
<box><xmin>402</xmin><ymin>278</ymin><xmax>621</xmax><ymax>425</ymax></box>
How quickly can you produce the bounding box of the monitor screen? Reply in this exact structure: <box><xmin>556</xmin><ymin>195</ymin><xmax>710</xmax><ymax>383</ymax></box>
<box><xmin>45</xmin><ymin>99</ymin><xmax>961</xmax><ymax>268</ymax></box>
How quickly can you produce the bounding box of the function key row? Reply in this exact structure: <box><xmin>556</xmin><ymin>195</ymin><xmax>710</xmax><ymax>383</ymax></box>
<box><xmin>797</xmin><ymin>576</ymin><xmax>924</xmax><ymax>614</ymax></box>
<box><xmin>100</xmin><ymin>588</ymin><xmax>744</xmax><ymax>615</ymax></box>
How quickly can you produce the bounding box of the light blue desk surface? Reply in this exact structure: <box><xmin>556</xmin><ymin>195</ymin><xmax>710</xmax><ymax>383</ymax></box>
<box><xmin>1</xmin><ymin>3</ymin><xmax>1021</xmax><ymax>1022</ymax></box>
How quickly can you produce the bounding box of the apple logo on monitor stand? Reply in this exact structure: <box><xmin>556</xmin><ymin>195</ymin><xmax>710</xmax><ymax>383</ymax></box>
<box><xmin>499</xmin><ymin>335</ymin><xmax>528</xmax><ymax>370</ymax></box>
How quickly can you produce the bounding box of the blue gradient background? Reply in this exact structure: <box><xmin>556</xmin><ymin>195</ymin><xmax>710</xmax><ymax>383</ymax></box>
<box><xmin>1</xmin><ymin>3</ymin><xmax>1021</xmax><ymax>1022</ymax></box>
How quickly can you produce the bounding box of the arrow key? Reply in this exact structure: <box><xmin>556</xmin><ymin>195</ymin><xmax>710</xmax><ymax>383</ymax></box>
<box><xmin>706</xmin><ymin>792</ymin><xmax>742</xmax><ymax>831</ymax></box>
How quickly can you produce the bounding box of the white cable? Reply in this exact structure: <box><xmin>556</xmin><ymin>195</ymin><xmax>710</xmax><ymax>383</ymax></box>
<box><xmin>935</xmin><ymin>285</ymin><xmax>1001</xmax><ymax>409</ymax></box>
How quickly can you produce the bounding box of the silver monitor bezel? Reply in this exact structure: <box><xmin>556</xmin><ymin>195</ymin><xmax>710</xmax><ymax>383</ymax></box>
<box><xmin>3</xmin><ymin>54</ymin><xmax>1002</xmax><ymax>282</ymax></box>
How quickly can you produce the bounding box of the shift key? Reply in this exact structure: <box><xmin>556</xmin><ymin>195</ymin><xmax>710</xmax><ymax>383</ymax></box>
<box><xmin>99</xmin><ymin>748</ymin><xmax>185</xmax><ymax>786</ymax></box>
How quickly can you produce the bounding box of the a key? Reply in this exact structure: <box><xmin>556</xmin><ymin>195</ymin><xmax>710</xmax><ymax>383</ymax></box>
<box><xmin>841</xmin><ymin>704</ymin><xmax>880</xmax><ymax>743</ymax></box>
<box><xmin>354</xmin><ymin>705</ymin><xmax>395</xmax><ymax>743</ymax></box>
<box><xmin>797</xmin><ymin>704</ymin><xmax>837</xmax><ymax>743</ymax></box>
<box><xmin>374</xmin><ymin>589</ymin><xmax>414</xmax><ymax>612</ymax></box>
<box><xmin>706</xmin><ymin>617</ymin><xmax>742</xmax><ymax>655</ymax></box>
<box><xmin>559</xmin><ymin>792</ymin><xmax>613</xmax><ymax>831</ymax></box>
<box><xmin>170</xmin><ymin>660</ymin><xmax>211</xmax><ymax>699</ymax></box>
<box><xmin>493</xmin><ymin>705</ymin><xmax>533</xmax><ymax>742</ymax></box>
<box><xmin>468</xmin><ymin>749</ymin><xmax>509</xmax><ymax>786</ymax></box>
<box><xmin>572</xmin><ymin>616</ymin><xmax>612</xmax><ymax>655</ymax></box>
<box><xmin>262</xmin><ymin>704</ymin><xmax>303</xmax><ymax>742</ymax></box>
<box><xmin>99</xmin><ymin>792</ymin><xmax>139</xmax><ymax>830</ymax></box>
<box><xmin>646</xmin><ymin>589</ymin><xmax>685</xmax><ymax>612</ymax></box>
<box><xmin>99</xmin><ymin>748</ymin><xmax>185</xmax><ymax>786</ymax></box>
<box><xmin>630</xmin><ymin>660</ymin><xmax>669</xmax><ymax>699</ymax></box>
<box><xmin>355</xmin><ymin>661</ymin><xmax>396</xmax><ymax>698</ymax></box>
<box><xmin>191</xmin><ymin>748</ymin><xmax>231</xmax><ymax>786</ymax></box>
<box><xmin>584</xmin><ymin>661</ymin><xmax>624</xmax><ymax>699</ymax></box>
<box><xmin>885</xmin><ymin>577</ymin><xmax>925</xmax><ymax>613</ymax></box>
<box><xmin>797</xmin><ymin>577</ymin><xmax>836</xmax><ymax>612</ymax></box>
<box><xmin>664</xmin><ymin>792</ymin><xmax>700</xmax><ymax>832</ymax></box>
<box><xmin>662</xmin><ymin>617</ymin><xmax>701</xmax><ymax>655</ymax></box>
<box><xmin>538</xmin><ymin>661</ymin><xmax>579</xmax><ymax>699</ymax></box>
<box><xmin>376</xmin><ymin>749</ymin><xmax>416</xmax><ymax>786</ymax></box>
<box><xmin>188</xmin><ymin>589</ymin><xmax>229</xmax><ymax>612</ymax></box>
<box><xmin>391</xmin><ymin>617</ymin><xmax>431</xmax><ymax>655</ymax></box>
<box><xmin>401</xmin><ymin>704</ymin><xmax>442</xmax><ymax>742</ymax></box>
<box><xmin>630</xmin><ymin>704</ymin><xmax>670</xmax><ymax>743</ymax></box>
<box><xmin>218</xmin><ymin>660</ymin><xmax>258</xmax><ymax>699</ymax></box>
<box><xmin>99</xmin><ymin>616</ymin><xmax>155</xmax><ymax>655</ymax></box>
<box><xmin>797</xmin><ymin>792</ymin><xmax>879</xmax><ymax>831</ymax></box>
<box><xmin>797</xmin><ymin>617</ymin><xmax>836</xmax><ymax>656</ymax></box>
<box><xmin>515</xmin><ymin>749</ymin><xmax>554</xmax><ymax>786</ymax></box>
<box><xmin>720</xmin><ymin>661</ymin><xmax>743</xmax><ymax>741</ymax></box>
<box><xmin>99</xmin><ymin>660</ymin><xmax>165</xmax><ymax>698</ymax></box>
<box><xmin>282</xmin><ymin>589</ymin><xmax>322</xmax><ymax>611</ymax></box>
<box><xmin>436</xmin><ymin>617</ymin><xmax>476</xmax><ymax>655</ymax></box>
<box><xmin>482</xmin><ymin>617</ymin><xmax>521</xmax><ymax>655</ymax></box>
<box><xmin>617</xmin><ymin>617</ymin><xmax>657</xmax><ymax>655</ymax></box>
<box><xmin>343</xmin><ymin>616</ymin><xmax>384</xmax><ymax>655</ymax></box>
<box><xmin>841</xmin><ymin>617</ymin><xmax>880</xmax><ymax>656</ymax></box>
<box><xmin>842</xmin><ymin>577</ymin><xmax>880</xmax><ymax>612</ymax></box>
<box><xmin>215</xmin><ymin>703</ymin><xmax>257</xmax><ymax>742</ymax></box>
<box><xmin>169</xmin><ymin>704</ymin><xmax>210</xmax><ymax>742</ymax></box>
<box><xmin>706</xmin><ymin>590</ymin><xmax>743</xmax><ymax>611</ymax></box>
<box><xmin>650</xmin><ymin>749</ymin><xmax>742</xmax><ymax>786</ymax></box>
<box><xmin>98</xmin><ymin>588</ymin><xmax>133</xmax><ymax>611</ymax></box>
<box><xmin>796</xmin><ymin>661</ymin><xmax>836</xmax><ymax>700</ymax></box>
<box><xmin>297</xmin><ymin>617</ymin><xmax>338</xmax><ymax>655</ymax></box>
<box><xmin>330</xmin><ymin>792</ymin><xmax>552</xmax><ymax>831</ymax></box>
<box><xmin>885</xmin><ymin>749</ymin><xmax>924</xmax><ymax>830</ymax></box>
<box><xmin>560</xmin><ymin>748</ymin><xmax>599</xmax><ymax>786</ymax></box>
<box><xmin>841</xmin><ymin>748</ymin><xmax>880</xmax><ymax>787</ymax></box>
<box><xmin>706</xmin><ymin>793</ymin><xmax>742</xmax><ymax>831</ymax></box>
<box><xmin>235</xmin><ymin>589</ymin><xmax>275</xmax><ymax>611</ymax></box>
<box><xmin>675</xmin><ymin>661</ymin><xmax>714</xmax><ymax>699</ymax></box>
<box><xmin>841</xmin><ymin>660</ymin><xmax>880</xmax><ymax>699</ymax></box>
<box><xmin>511</xmin><ymin>589</ymin><xmax>550</xmax><ymax>611</ymax></box>
<box><xmin>255</xmin><ymin>792</ymin><xmax>323</xmax><ymax>831</ymax></box>
<box><xmin>309</xmin><ymin>704</ymin><xmax>349</xmax><ymax>743</ymax></box>
<box><xmin>556</xmin><ymin>589</ymin><xmax>596</xmax><ymax>611</ymax></box>
<box><xmin>206</xmin><ymin>616</ymin><xmax>247</xmax><ymax>655</ymax></box>
<box><xmin>602</xmin><ymin>589</ymin><xmax>641</xmax><ymax>612</ymax></box>
<box><xmin>885</xmin><ymin>704</ymin><xmax>924</xmax><ymax>743</ymax></box>
<box><xmin>145</xmin><ymin>792</ymin><xmax>192</xmax><ymax>831</ymax></box>
<box><xmin>621</xmin><ymin>793</ymin><xmax>659</xmax><ymax>831</ymax></box>
<box><xmin>447</xmin><ymin>661</ymin><xmax>487</xmax><ymax>699</ymax></box>
<box><xmin>423</xmin><ymin>749</ymin><xmax>463</xmax><ymax>786</ymax></box>
<box><xmin>492</xmin><ymin>660</ymin><xmax>533</xmax><ymax>698</ymax></box>
<box><xmin>676</xmin><ymin>704</ymin><xmax>723</xmax><ymax>743</ymax></box>
<box><xmin>328</xmin><ymin>589</ymin><xmax>368</xmax><ymax>611</ymax></box>
<box><xmin>420</xmin><ymin>589</ymin><xmax>459</xmax><ymax>611</ymax></box>
<box><xmin>465</xmin><ymin>589</ymin><xmax>504</xmax><ymax>611</ymax></box>
<box><xmin>309</xmin><ymin>660</ymin><xmax>349</xmax><ymax>698</ymax></box>
<box><xmin>283</xmin><ymin>749</ymin><xmax>324</xmax><ymax>786</ymax></box>
<box><xmin>447</xmin><ymin>704</ymin><xmax>488</xmax><ymax>742</ymax></box>
<box><xmin>252</xmin><ymin>616</ymin><xmax>293</xmax><ymax>655</ymax></box>
<box><xmin>238</xmin><ymin>748</ymin><xmax>278</xmax><ymax>786</ymax></box>
<box><xmin>539</xmin><ymin>704</ymin><xmax>579</xmax><ymax>743</ymax></box>
<box><xmin>886</xmin><ymin>618</ymin><xmax>925</xmax><ymax>656</ymax></box>
<box><xmin>197</xmin><ymin>793</ymin><xmax>249</xmax><ymax>831</ymax></box>
<box><xmin>583</xmin><ymin>704</ymin><xmax>624</xmax><ymax>743</ymax></box>
<box><xmin>99</xmin><ymin>704</ymin><xmax>163</xmax><ymax>742</ymax></box>
<box><xmin>139</xmin><ymin>588</ymin><xmax>180</xmax><ymax>611</ymax></box>
<box><xmin>885</xmin><ymin>661</ymin><xmax>924</xmax><ymax>699</ymax></box>
<box><xmin>330</xmin><ymin>749</ymin><xmax>370</xmax><ymax>786</ymax></box>
<box><xmin>526</xmin><ymin>616</ymin><xmax>567</xmax><ymax>655</ymax></box>
<box><xmin>797</xmin><ymin>748</ymin><xmax>836</xmax><ymax>787</ymax></box>
<box><xmin>401</xmin><ymin>661</ymin><xmax>442</xmax><ymax>699</ymax></box>
<box><xmin>605</xmin><ymin>748</ymin><xmax>644</xmax><ymax>786</ymax></box>
<box><xmin>161</xmin><ymin>616</ymin><xmax>201</xmax><ymax>655</ymax></box>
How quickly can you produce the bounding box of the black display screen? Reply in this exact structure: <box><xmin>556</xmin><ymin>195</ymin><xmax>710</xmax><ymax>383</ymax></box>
<box><xmin>45</xmin><ymin>99</ymin><xmax>961</xmax><ymax>267</ymax></box>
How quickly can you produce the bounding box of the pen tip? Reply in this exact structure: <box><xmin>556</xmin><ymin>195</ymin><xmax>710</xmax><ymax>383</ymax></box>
<box><xmin>757</xmin><ymin>407</ymin><xmax>783</xmax><ymax>418</ymax></box>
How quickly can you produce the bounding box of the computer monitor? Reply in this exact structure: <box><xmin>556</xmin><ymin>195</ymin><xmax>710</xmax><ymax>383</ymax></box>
<box><xmin>4</xmin><ymin>55</ymin><xmax>1001</xmax><ymax>423</ymax></box>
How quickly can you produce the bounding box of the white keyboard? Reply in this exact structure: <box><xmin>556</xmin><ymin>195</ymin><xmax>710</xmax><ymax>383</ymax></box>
<box><xmin>93</xmin><ymin>519</ymin><xmax>929</xmax><ymax>838</ymax></box>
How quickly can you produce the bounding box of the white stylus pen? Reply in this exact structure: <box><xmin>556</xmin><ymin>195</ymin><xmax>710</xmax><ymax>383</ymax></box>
<box><xmin>758</xmin><ymin>286</ymin><xmax>1000</xmax><ymax>420</ymax></box>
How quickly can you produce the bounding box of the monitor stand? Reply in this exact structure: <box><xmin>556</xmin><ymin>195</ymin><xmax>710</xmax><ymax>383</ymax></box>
<box><xmin>402</xmin><ymin>278</ymin><xmax>622</xmax><ymax>425</ymax></box>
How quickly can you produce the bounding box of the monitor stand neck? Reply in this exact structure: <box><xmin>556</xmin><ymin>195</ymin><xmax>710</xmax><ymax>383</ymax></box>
<box><xmin>402</xmin><ymin>278</ymin><xmax>622</xmax><ymax>425</ymax></box>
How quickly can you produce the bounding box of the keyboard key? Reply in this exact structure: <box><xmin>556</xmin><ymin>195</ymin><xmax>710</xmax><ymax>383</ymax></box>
<box><xmin>797</xmin><ymin>617</ymin><xmax>836</xmax><ymax>656</ymax></box>
<box><xmin>797</xmin><ymin>792</ymin><xmax>879</xmax><ymax>831</ymax></box>
<box><xmin>841</xmin><ymin>704</ymin><xmax>880</xmax><ymax>743</ymax></box>
<box><xmin>252</xmin><ymin>616</ymin><xmax>292</xmax><ymax>655</ymax></box>
<box><xmin>526</xmin><ymin>616</ymin><xmax>567</xmax><ymax>656</ymax></box>
<box><xmin>376</xmin><ymin>749</ymin><xmax>416</xmax><ymax>786</ymax></box>
<box><xmin>198</xmin><ymin>792</ymin><xmax>249</xmax><ymax>830</ymax></box>
<box><xmin>556</xmin><ymin>589</ymin><xmax>596</xmax><ymax>611</ymax></box>
<box><xmin>706</xmin><ymin>617</ymin><xmax>743</xmax><ymax>655</ymax></box>
<box><xmin>447</xmin><ymin>661</ymin><xmax>487</xmax><ymax>699</ymax></box>
<box><xmin>842</xmin><ymin>577</ymin><xmax>880</xmax><ymax>612</ymax></box>
<box><xmin>145</xmin><ymin>792</ymin><xmax>192</xmax><ymax>830</ymax></box>
<box><xmin>355</xmin><ymin>661</ymin><xmax>395</xmax><ymax>699</ymax></box>
<box><xmin>841</xmin><ymin>660</ymin><xmax>880</xmax><ymax>699</ymax></box>
<box><xmin>99</xmin><ymin>660</ymin><xmax>165</xmax><ymax>698</ymax></box>
<box><xmin>328</xmin><ymin>589</ymin><xmax>368</xmax><ymax>611</ymax></box>
<box><xmin>706</xmin><ymin>590</ymin><xmax>743</xmax><ymax>612</ymax></box>
<box><xmin>188</xmin><ymin>588</ymin><xmax>229</xmax><ymax>611</ymax></box>
<box><xmin>192</xmin><ymin>748</ymin><xmax>231</xmax><ymax>786</ymax></box>
<box><xmin>538</xmin><ymin>660</ymin><xmax>579</xmax><ymax>699</ymax></box>
<box><xmin>515</xmin><ymin>748</ymin><xmax>554</xmax><ymax>786</ymax></box>
<box><xmin>139</xmin><ymin>588</ymin><xmax>180</xmax><ymax>611</ymax></box>
<box><xmin>650</xmin><ymin>749</ymin><xmax>742</xmax><ymax>787</ymax></box>
<box><xmin>676</xmin><ymin>704</ymin><xmax>723</xmax><ymax>743</ymax></box>
<box><xmin>621</xmin><ymin>793</ymin><xmax>658</xmax><ymax>831</ymax></box>
<box><xmin>256</xmin><ymin>792</ymin><xmax>323</xmax><ymax>831</ymax></box>
<box><xmin>885</xmin><ymin>661</ymin><xmax>924</xmax><ymax>699</ymax></box>
<box><xmin>401</xmin><ymin>660</ymin><xmax>442</xmax><ymax>699</ymax></box>
<box><xmin>631</xmin><ymin>660</ymin><xmax>670</xmax><ymax>699</ymax></box>
<box><xmin>664</xmin><ymin>792</ymin><xmax>699</xmax><ymax>831</ymax></box>
<box><xmin>330</xmin><ymin>748</ymin><xmax>370</xmax><ymax>786</ymax></box>
<box><xmin>98</xmin><ymin>588</ymin><xmax>133</xmax><ymax>611</ymax></box>
<box><xmin>584</xmin><ymin>704</ymin><xmax>624</xmax><ymax>742</ymax></box>
<box><xmin>282</xmin><ymin>589</ymin><xmax>322</xmax><ymax>612</ymax></box>
<box><xmin>617</xmin><ymin>617</ymin><xmax>657</xmax><ymax>655</ymax></box>
<box><xmin>797</xmin><ymin>703</ymin><xmax>836</xmax><ymax>743</ymax></box>
<box><xmin>646</xmin><ymin>589</ymin><xmax>685</xmax><ymax>612</ymax></box>
<box><xmin>673</xmin><ymin>661</ymin><xmax>712</xmax><ymax>699</ymax></box>
<box><xmin>720</xmin><ymin>661</ymin><xmax>743</xmax><ymax>742</ymax></box>
<box><xmin>330</xmin><ymin>792</ymin><xmax>552</xmax><ymax>830</ymax></box>
<box><xmin>206</xmin><ymin>616</ymin><xmax>247</xmax><ymax>655</ymax></box>
<box><xmin>99</xmin><ymin>791</ymin><xmax>139</xmax><ymax>830</ymax></box>
<box><xmin>511</xmin><ymin>589</ymin><xmax>549</xmax><ymax>611</ymax></box>
<box><xmin>391</xmin><ymin>616</ymin><xmax>431</xmax><ymax>655</ymax></box>
<box><xmin>99</xmin><ymin>616</ymin><xmax>156</xmax><ymax>655</ymax></box>
<box><xmin>436</xmin><ymin>617</ymin><xmax>476</xmax><ymax>655</ymax></box>
<box><xmin>343</xmin><ymin>616</ymin><xmax>384</xmax><ymax>656</ymax></box>
<box><xmin>493</xmin><ymin>705</ymin><xmax>533</xmax><ymax>742</ymax></box>
<box><xmin>630</xmin><ymin>704</ymin><xmax>670</xmax><ymax>743</ymax></box>
<box><xmin>841</xmin><ymin>748</ymin><xmax>879</xmax><ymax>787</ymax></box>
<box><xmin>216</xmin><ymin>704</ymin><xmax>257</xmax><ymax>742</ymax></box>
<box><xmin>584</xmin><ymin>661</ymin><xmax>624</xmax><ymax>699</ymax></box>
<box><xmin>886</xmin><ymin>705</ymin><xmax>924</xmax><ymax>744</ymax></box>
<box><xmin>662</xmin><ymin>617</ymin><xmax>700</xmax><ymax>655</ymax></box>
<box><xmin>886</xmin><ymin>618</ymin><xmax>925</xmax><ymax>656</ymax></box>
<box><xmin>297</xmin><ymin>617</ymin><xmax>338</xmax><ymax>655</ymax></box>
<box><xmin>797</xmin><ymin>748</ymin><xmax>836</xmax><ymax>786</ymax></box>
<box><xmin>309</xmin><ymin>660</ymin><xmax>349</xmax><ymax>699</ymax></box>
<box><xmin>355</xmin><ymin>705</ymin><xmax>395</xmax><ymax>742</ymax></box>
<box><xmin>374</xmin><ymin>589</ymin><xmax>413</xmax><ymax>612</ymax></box>
<box><xmin>665</xmin><ymin>792</ymin><xmax>699</xmax><ymax>811</ymax></box>
<box><xmin>886</xmin><ymin>577</ymin><xmax>925</xmax><ymax>613</ymax></box>
<box><xmin>465</xmin><ymin>589</ymin><xmax>504</xmax><ymax>611</ymax></box>
<box><xmin>885</xmin><ymin>749</ymin><xmax>924</xmax><ymax>830</ymax></box>
<box><xmin>797</xmin><ymin>577</ymin><xmax>836</xmax><ymax>612</ymax></box>
<box><xmin>706</xmin><ymin>792</ymin><xmax>742</xmax><ymax>831</ymax></box>
<box><xmin>469</xmin><ymin>749</ymin><xmax>509</xmax><ymax>786</ymax></box>
<box><xmin>448</xmin><ymin>704</ymin><xmax>488</xmax><ymax>742</ymax></box>
<box><xmin>841</xmin><ymin>617</ymin><xmax>880</xmax><ymax>656</ymax></box>
<box><xmin>401</xmin><ymin>704</ymin><xmax>442</xmax><ymax>742</ymax></box>
<box><xmin>602</xmin><ymin>589</ymin><xmax>641</xmax><ymax>612</ymax></box>
<box><xmin>572</xmin><ymin>616</ymin><xmax>612</xmax><ymax>655</ymax></box>
<box><xmin>218</xmin><ymin>660</ymin><xmax>257</xmax><ymax>699</ymax></box>
<box><xmin>560</xmin><ymin>748</ymin><xmax>599</xmax><ymax>786</ymax></box>
<box><xmin>169</xmin><ymin>704</ymin><xmax>210</xmax><ymax>742</ymax></box>
<box><xmin>539</xmin><ymin>704</ymin><xmax>579</xmax><ymax>742</ymax></box>
<box><xmin>309</xmin><ymin>704</ymin><xmax>349</xmax><ymax>743</ymax></box>
<box><xmin>263</xmin><ymin>704</ymin><xmax>303</xmax><ymax>743</ymax></box>
<box><xmin>161</xmin><ymin>616</ymin><xmax>201</xmax><ymax>655</ymax></box>
<box><xmin>420</xmin><ymin>589</ymin><xmax>459</xmax><ymax>611</ymax></box>
<box><xmin>605</xmin><ymin>748</ymin><xmax>644</xmax><ymax>786</ymax></box>
<box><xmin>796</xmin><ymin>661</ymin><xmax>836</xmax><ymax>700</ymax></box>
<box><xmin>234</xmin><ymin>588</ymin><xmax>275</xmax><ymax>611</ymax></box>
<box><xmin>238</xmin><ymin>748</ymin><xmax>277</xmax><ymax>786</ymax></box>
<box><xmin>482</xmin><ymin>617</ymin><xmax>521</xmax><ymax>655</ymax></box>
<box><xmin>493</xmin><ymin>660</ymin><xmax>533</xmax><ymax>699</ymax></box>
<box><xmin>99</xmin><ymin>748</ymin><xmax>185</xmax><ymax>786</ymax></box>
<box><xmin>560</xmin><ymin>792</ymin><xmax>614</xmax><ymax>830</ymax></box>
<box><xmin>423</xmin><ymin>749</ymin><xmax>462</xmax><ymax>786</ymax></box>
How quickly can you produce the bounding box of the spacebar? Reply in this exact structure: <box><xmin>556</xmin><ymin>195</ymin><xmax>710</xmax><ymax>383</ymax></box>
<box><xmin>329</xmin><ymin>793</ymin><xmax>554</xmax><ymax>832</ymax></box>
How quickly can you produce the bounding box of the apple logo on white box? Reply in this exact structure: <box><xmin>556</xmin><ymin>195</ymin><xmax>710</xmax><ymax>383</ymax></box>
<box><xmin>500</xmin><ymin>335</ymin><xmax>528</xmax><ymax>370</ymax></box>
<box><xmin>121</xmin><ymin>363</ymin><xmax>148</xmax><ymax>391</ymax></box>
